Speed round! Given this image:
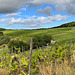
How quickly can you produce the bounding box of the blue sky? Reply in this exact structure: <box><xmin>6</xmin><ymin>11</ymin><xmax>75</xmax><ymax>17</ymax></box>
<box><xmin>0</xmin><ymin>0</ymin><xmax>75</xmax><ymax>29</ymax></box>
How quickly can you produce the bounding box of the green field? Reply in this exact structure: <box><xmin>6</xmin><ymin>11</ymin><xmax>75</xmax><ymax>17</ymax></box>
<box><xmin>3</xmin><ymin>27</ymin><xmax>75</xmax><ymax>42</ymax></box>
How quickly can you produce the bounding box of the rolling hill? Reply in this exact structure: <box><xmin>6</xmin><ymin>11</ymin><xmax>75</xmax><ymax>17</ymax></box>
<box><xmin>53</xmin><ymin>22</ymin><xmax>75</xmax><ymax>28</ymax></box>
<box><xmin>2</xmin><ymin>27</ymin><xmax>75</xmax><ymax>43</ymax></box>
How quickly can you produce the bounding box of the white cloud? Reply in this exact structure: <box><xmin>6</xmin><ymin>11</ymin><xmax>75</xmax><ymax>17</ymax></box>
<box><xmin>36</xmin><ymin>6</ymin><xmax>52</xmax><ymax>15</ymax></box>
<box><xmin>0</xmin><ymin>19</ymin><xmax>7</xmax><ymax>23</ymax></box>
<box><xmin>21</xmin><ymin>8</ymin><xmax>27</xmax><ymax>11</ymax></box>
<box><xmin>8</xmin><ymin>18</ymin><xmax>22</xmax><ymax>25</ymax></box>
<box><xmin>25</xmin><ymin>15</ymin><xmax>37</xmax><ymax>19</ymax></box>
<box><xmin>5</xmin><ymin>12</ymin><xmax>21</xmax><ymax>17</ymax></box>
<box><xmin>0</xmin><ymin>15</ymin><xmax>69</xmax><ymax>28</ymax></box>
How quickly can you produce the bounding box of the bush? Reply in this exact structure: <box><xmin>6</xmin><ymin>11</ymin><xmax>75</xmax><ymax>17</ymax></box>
<box><xmin>0</xmin><ymin>36</ymin><xmax>10</xmax><ymax>45</ymax></box>
<box><xmin>33</xmin><ymin>35</ymin><xmax>52</xmax><ymax>49</ymax></box>
<box><xmin>8</xmin><ymin>40</ymin><xmax>30</xmax><ymax>53</ymax></box>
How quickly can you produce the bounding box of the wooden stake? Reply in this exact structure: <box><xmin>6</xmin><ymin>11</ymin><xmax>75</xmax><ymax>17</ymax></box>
<box><xmin>11</xmin><ymin>46</ymin><xmax>13</xmax><ymax>56</ymax></box>
<box><xmin>54</xmin><ymin>45</ymin><xmax>58</xmax><ymax>75</ymax></box>
<box><xmin>29</xmin><ymin>38</ymin><xmax>33</xmax><ymax>75</ymax></box>
<box><xmin>54</xmin><ymin>57</ymin><xmax>57</xmax><ymax>75</ymax></box>
<box><xmin>68</xmin><ymin>39</ymin><xmax>72</xmax><ymax>65</ymax></box>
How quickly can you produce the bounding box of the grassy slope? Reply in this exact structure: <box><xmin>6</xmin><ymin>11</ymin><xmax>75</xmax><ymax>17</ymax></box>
<box><xmin>3</xmin><ymin>27</ymin><xmax>75</xmax><ymax>42</ymax></box>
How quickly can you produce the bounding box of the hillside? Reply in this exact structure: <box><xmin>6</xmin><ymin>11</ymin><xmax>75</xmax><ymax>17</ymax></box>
<box><xmin>53</xmin><ymin>22</ymin><xmax>75</xmax><ymax>28</ymax></box>
<box><xmin>2</xmin><ymin>27</ymin><xmax>75</xmax><ymax>43</ymax></box>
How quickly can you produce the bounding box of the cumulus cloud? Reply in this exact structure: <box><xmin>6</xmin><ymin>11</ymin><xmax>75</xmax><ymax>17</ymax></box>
<box><xmin>0</xmin><ymin>0</ymin><xmax>75</xmax><ymax>15</ymax></box>
<box><xmin>0</xmin><ymin>19</ymin><xmax>7</xmax><ymax>23</ymax></box>
<box><xmin>27</xmin><ymin>0</ymin><xmax>63</xmax><ymax>8</ymax></box>
<box><xmin>0</xmin><ymin>15</ymin><xmax>69</xmax><ymax>27</ymax></box>
<box><xmin>0</xmin><ymin>0</ymin><xmax>30</xmax><ymax>13</ymax></box>
<box><xmin>25</xmin><ymin>15</ymin><xmax>37</xmax><ymax>19</ymax></box>
<box><xmin>29</xmin><ymin>0</ymin><xmax>75</xmax><ymax>15</ymax></box>
<box><xmin>36</xmin><ymin>6</ymin><xmax>52</xmax><ymax>15</ymax></box>
<box><xmin>55</xmin><ymin>0</ymin><xmax>75</xmax><ymax>15</ymax></box>
<box><xmin>5</xmin><ymin>12</ymin><xmax>21</xmax><ymax>17</ymax></box>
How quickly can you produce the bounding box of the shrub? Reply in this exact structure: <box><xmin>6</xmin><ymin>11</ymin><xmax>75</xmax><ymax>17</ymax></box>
<box><xmin>8</xmin><ymin>40</ymin><xmax>30</xmax><ymax>53</ymax></box>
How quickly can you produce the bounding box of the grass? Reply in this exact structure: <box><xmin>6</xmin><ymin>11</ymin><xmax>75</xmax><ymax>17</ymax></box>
<box><xmin>2</xmin><ymin>27</ymin><xmax>75</xmax><ymax>42</ymax></box>
<box><xmin>0</xmin><ymin>68</ymin><xmax>7</xmax><ymax>75</ymax></box>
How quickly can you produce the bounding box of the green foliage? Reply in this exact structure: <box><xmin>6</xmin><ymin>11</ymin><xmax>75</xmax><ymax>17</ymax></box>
<box><xmin>0</xmin><ymin>36</ymin><xmax>10</xmax><ymax>45</ymax></box>
<box><xmin>8</xmin><ymin>40</ymin><xmax>30</xmax><ymax>53</ymax></box>
<box><xmin>0</xmin><ymin>40</ymin><xmax>75</xmax><ymax>75</ymax></box>
<box><xmin>0</xmin><ymin>50</ymin><xmax>28</xmax><ymax>75</ymax></box>
<box><xmin>33</xmin><ymin>35</ymin><xmax>52</xmax><ymax>49</ymax></box>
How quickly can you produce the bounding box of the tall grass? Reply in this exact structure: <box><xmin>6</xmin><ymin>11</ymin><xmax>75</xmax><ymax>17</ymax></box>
<box><xmin>38</xmin><ymin>53</ymin><xmax>75</xmax><ymax>75</ymax></box>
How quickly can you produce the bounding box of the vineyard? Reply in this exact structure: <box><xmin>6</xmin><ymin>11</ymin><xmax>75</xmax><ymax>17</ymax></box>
<box><xmin>0</xmin><ymin>1</ymin><xmax>75</xmax><ymax>75</ymax></box>
<box><xmin>0</xmin><ymin>38</ymin><xmax>75</xmax><ymax>75</ymax></box>
<box><xmin>2</xmin><ymin>27</ymin><xmax>75</xmax><ymax>42</ymax></box>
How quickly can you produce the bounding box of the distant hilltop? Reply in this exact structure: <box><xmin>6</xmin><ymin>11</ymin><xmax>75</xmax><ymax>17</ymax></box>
<box><xmin>53</xmin><ymin>22</ymin><xmax>75</xmax><ymax>28</ymax></box>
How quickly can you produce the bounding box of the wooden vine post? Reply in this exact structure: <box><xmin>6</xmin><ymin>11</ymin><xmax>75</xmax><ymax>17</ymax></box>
<box><xmin>54</xmin><ymin>47</ymin><xmax>58</xmax><ymax>75</ymax></box>
<box><xmin>2</xmin><ymin>45</ymin><xmax>5</xmax><ymax>61</ymax></box>
<box><xmin>11</xmin><ymin>46</ymin><xmax>13</xmax><ymax>56</ymax></box>
<box><xmin>29</xmin><ymin>38</ymin><xmax>33</xmax><ymax>75</ymax></box>
<box><xmin>68</xmin><ymin>39</ymin><xmax>72</xmax><ymax>65</ymax></box>
<box><xmin>54</xmin><ymin>41</ymin><xmax>58</xmax><ymax>75</ymax></box>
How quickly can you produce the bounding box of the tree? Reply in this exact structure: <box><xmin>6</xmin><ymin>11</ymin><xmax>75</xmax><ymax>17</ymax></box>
<box><xmin>33</xmin><ymin>35</ymin><xmax>52</xmax><ymax>49</ymax></box>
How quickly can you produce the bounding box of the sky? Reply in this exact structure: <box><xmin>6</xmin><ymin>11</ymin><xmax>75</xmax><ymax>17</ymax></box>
<box><xmin>0</xmin><ymin>0</ymin><xmax>75</xmax><ymax>29</ymax></box>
